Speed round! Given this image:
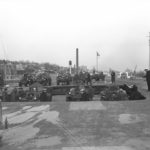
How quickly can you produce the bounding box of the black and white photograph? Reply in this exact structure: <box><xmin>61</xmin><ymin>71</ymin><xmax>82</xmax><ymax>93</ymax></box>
<box><xmin>0</xmin><ymin>0</ymin><xmax>150</xmax><ymax>149</ymax></box>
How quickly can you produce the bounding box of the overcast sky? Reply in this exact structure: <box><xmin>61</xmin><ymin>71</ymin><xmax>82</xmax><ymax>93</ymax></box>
<box><xmin>0</xmin><ymin>0</ymin><xmax>150</xmax><ymax>71</ymax></box>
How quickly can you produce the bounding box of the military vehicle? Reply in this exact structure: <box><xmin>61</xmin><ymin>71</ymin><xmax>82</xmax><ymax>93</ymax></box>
<box><xmin>1</xmin><ymin>83</ymin><xmax>52</xmax><ymax>102</ymax></box>
<box><xmin>36</xmin><ymin>72</ymin><xmax>52</xmax><ymax>86</ymax></box>
<box><xmin>19</xmin><ymin>73</ymin><xmax>35</xmax><ymax>87</ymax></box>
<box><xmin>120</xmin><ymin>72</ymin><xmax>128</xmax><ymax>79</ymax></box>
<box><xmin>56</xmin><ymin>73</ymin><xmax>71</xmax><ymax>85</ymax></box>
<box><xmin>66</xmin><ymin>86</ymin><xmax>94</xmax><ymax>101</ymax></box>
<box><xmin>19</xmin><ymin>72</ymin><xmax>52</xmax><ymax>87</ymax></box>
<box><xmin>91</xmin><ymin>72</ymin><xmax>105</xmax><ymax>81</ymax></box>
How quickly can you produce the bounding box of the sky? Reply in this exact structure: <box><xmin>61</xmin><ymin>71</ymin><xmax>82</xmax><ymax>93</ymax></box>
<box><xmin>0</xmin><ymin>0</ymin><xmax>150</xmax><ymax>71</ymax></box>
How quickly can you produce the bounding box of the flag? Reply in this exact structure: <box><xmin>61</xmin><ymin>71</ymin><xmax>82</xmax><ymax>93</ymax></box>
<box><xmin>97</xmin><ymin>52</ymin><xmax>100</xmax><ymax>56</ymax></box>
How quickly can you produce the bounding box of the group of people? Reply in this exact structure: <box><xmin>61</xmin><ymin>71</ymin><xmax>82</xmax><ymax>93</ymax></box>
<box><xmin>66</xmin><ymin>85</ymin><xmax>94</xmax><ymax>101</ymax></box>
<box><xmin>0</xmin><ymin>86</ymin><xmax>52</xmax><ymax>102</ymax></box>
<box><xmin>19</xmin><ymin>72</ymin><xmax>52</xmax><ymax>87</ymax></box>
<box><xmin>73</xmin><ymin>71</ymin><xmax>92</xmax><ymax>85</ymax></box>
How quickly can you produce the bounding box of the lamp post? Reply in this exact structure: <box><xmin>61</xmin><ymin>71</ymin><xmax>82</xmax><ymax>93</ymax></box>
<box><xmin>96</xmin><ymin>52</ymin><xmax>100</xmax><ymax>72</ymax></box>
<box><xmin>69</xmin><ymin>60</ymin><xmax>72</xmax><ymax>74</ymax></box>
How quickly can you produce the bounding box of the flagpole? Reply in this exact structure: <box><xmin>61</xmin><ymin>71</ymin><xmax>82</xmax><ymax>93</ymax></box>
<box><xmin>97</xmin><ymin>55</ymin><xmax>99</xmax><ymax>72</ymax></box>
<box><xmin>96</xmin><ymin>52</ymin><xmax>99</xmax><ymax>72</ymax></box>
<box><xmin>96</xmin><ymin>53</ymin><xmax>98</xmax><ymax>72</ymax></box>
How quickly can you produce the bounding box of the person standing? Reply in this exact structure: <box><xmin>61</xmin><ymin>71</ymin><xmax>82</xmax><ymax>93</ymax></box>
<box><xmin>111</xmin><ymin>71</ymin><xmax>116</xmax><ymax>83</ymax></box>
<box><xmin>145</xmin><ymin>69</ymin><xmax>150</xmax><ymax>91</ymax></box>
<box><xmin>85</xmin><ymin>72</ymin><xmax>92</xmax><ymax>85</ymax></box>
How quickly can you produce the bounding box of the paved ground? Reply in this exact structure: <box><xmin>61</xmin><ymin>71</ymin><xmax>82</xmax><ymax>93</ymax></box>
<box><xmin>0</xmin><ymin>78</ymin><xmax>150</xmax><ymax>150</ymax></box>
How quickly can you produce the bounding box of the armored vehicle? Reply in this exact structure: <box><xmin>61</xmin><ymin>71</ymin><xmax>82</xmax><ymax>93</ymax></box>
<box><xmin>66</xmin><ymin>85</ymin><xmax>94</xmax><ymax>101</ymax></box>
<box><xmin>91</xmin><ymin>72</ymin><xmax>105</xmax><ymax>81</ymax></box>
<box><xmin>1</xmin><ymin>83</ymin><xmax>52</xmax><ymax>102</ymax></box>
<box><xmin>19</xmin><ymin>72</ymin><xmax>52</xmax><ymax>87</ymax></box>
<box><xmin>56</xmin><ymin>73</ymin><xmax>71</xmax><ymax>85</ymax></box>
<box><xmin>36</xmin><ymin>72</ymin><xmax>52</xmax><ymax>86</ymax></box>
<box><xmin>19</xmin><ymin>73</ymin><xmax>35</xmax><ymax>87</ymax></box>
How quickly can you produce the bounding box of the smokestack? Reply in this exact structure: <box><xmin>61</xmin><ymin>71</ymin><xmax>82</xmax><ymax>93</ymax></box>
<box><xmin>76</xmin><ymin>48</ymin><xmax>79</xmax><ymax>74</ymax></box>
